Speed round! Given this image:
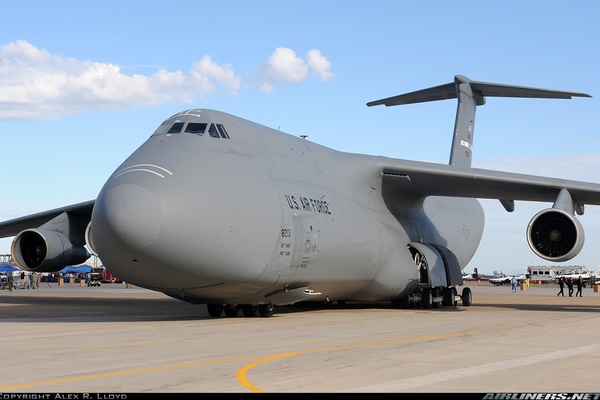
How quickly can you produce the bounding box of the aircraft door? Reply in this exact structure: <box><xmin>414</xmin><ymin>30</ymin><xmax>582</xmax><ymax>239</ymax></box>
<box><xmin>289</xmin><ymin>216</ymin><xmax>317</xmax><ymax>279</ymax></box>
<box><xmin>290</xmin><ymin>216</ymin><xmax>303</xmax><ymax>268</ymax></box>
<box><xmin>263</xmin><ymin>216</ymin><xmax>296</xmax><ymax>282</ymax></box>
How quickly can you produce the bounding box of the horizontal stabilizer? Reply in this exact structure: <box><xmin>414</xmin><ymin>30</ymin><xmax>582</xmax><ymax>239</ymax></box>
<box><xmin>366</xmin><ymin>75</ymin><xmax>591</xmax><ymax>107</ymax></box>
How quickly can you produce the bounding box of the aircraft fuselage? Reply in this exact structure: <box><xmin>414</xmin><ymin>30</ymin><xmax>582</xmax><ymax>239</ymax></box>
<box><xmin>89</xmin><ymin>109</ymin><xmax>483</xmax><ymax>306</ymax></box>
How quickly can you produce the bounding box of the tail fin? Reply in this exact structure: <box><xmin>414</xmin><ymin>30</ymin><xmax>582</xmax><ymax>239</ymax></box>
<box><xmin>367</xmin><ymin>75</ymin><xmax>591</xmax><ymax>168</ymax></box>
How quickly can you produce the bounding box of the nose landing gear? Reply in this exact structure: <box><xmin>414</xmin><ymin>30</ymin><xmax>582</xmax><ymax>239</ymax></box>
<box><xmin>207</xmin><ymin>303</ymin><xmax>275</xmax><ymax>318</ymax></box>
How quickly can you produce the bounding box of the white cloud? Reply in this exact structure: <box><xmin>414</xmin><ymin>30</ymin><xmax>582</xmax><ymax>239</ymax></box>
<box><xmin>189</xmin><ymin>55</ymin><xmax>243</xmax><ymax>96</ymax></box>
<box><xmin>306</xmin><ymin>49</ymin><xmax>335</xmax><ymax>81</ymax></box>
<box><xmin>0</xmin><ymin>41</ymin><xmax>334</xmax><ymax>120</ymax></box>
<box><xmin>256</xmin><ymin>47</ymin><xmax>336</xmax><ymax>91</ymax></box>
<box><xmin>0</xmin><ymin>40</ymin><xmax>215</xmax><ymax>119</ymax></box>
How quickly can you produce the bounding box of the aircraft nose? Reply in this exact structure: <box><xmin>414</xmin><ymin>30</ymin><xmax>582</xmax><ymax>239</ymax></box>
<box><xmin>93</xmin><ymin>183</ymin><xmax>163</xmax><ymax>252</ymax></box>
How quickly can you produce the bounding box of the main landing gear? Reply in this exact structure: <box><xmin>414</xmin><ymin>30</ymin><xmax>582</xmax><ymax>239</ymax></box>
<box><xmin>393</xmin><ymin>286</ymin><xmax>472</xmax><ymax>309</ymax></box>
<box><xmin>206</xmin><ymin>303</ymin><xmax>274</xmax><ymax>318</ymax></box>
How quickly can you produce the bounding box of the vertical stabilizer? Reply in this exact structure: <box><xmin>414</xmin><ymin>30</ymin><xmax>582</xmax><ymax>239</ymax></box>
<box><xmin>449</xmin><ymin>75</ymin><xmax>481</xmax><ymax>167</ymax></box>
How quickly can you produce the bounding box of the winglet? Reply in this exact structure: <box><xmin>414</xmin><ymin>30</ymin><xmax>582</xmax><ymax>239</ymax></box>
<box><xmin>367</xmin><ymin>75</ymin><xmax>591</xmax><ymax>167</ymax></box>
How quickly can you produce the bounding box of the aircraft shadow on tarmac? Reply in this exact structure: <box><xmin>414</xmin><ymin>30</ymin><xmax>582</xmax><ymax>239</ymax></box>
<box><xmin>2</xmin><ymin>293</ymin><xmax>599</xmax><ymax>323</ymax></box>
<box><xmin>0</xmin><ymin>295</ymin><xmax>466</xmax><ymax>322</ymax></box>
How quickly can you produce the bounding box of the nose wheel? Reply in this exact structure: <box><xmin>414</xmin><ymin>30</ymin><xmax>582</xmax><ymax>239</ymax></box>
<box><xmin>207</xmin><ymin>303</ymin><xmax>274</xmax><ymax>318</ymax></box>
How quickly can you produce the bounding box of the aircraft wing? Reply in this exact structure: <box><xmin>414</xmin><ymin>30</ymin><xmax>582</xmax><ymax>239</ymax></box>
<box><xmin>381</xmin><ymin>160</ymin><xmax>600</xmax><ymax>209</ymax></box>
<box><xmin>585</xmin><ymin>277</ymin><xmax>600</xmax><ymax>285</ymax></box>
<box><xmin>0</xmin><ymin>200</ymin><xmax>95</xmax><ymax>238</ymax></box>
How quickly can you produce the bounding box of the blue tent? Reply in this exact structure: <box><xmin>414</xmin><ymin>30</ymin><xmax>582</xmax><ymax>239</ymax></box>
<box><xmin>0</xmin><ymin>264</ymin><xmax>19</xmax><ymax>272</ymax></box>
<box><xmin>59</xmin><ymin>265</ymin><xmax>94</xmax><ymax>274</ymax></box>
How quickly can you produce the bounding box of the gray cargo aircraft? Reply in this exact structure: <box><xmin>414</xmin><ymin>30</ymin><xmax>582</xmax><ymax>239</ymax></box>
<box><xmin>0</xmin><ymin>75</ymin><xmax>597</xmax><ymax>317</ymax></box>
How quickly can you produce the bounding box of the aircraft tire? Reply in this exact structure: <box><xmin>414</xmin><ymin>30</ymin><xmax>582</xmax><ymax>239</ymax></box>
<box><xmin>258</xmin><ymin>303</ymin><xmax>274</xmax><ymax>317</ymax></box>
<box><xmin>207</xmin><ymin>304</ymin><xmax>223</xmax><ymax>318</ymax></box>
<box><xmin>242</xmin><ymin>305</ymin><xmax>258</xmax><ymax>317</ymax></box>
<box><xmin>224</xmin><ymin>305</ymin><xmax>239</xmax><ymax>317</ymax></box>
<box><xmin>461</xmin><ymin>287</ymin><xmax>472</xmax><ymax>306</ymax></box>
<box><xmin>421</xmin><ymin>288</ymin><xmax>433</xmax><ymax>309</ymax></box>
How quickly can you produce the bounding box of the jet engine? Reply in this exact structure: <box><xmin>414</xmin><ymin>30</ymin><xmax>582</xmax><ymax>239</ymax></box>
<box><xmin>11</xmin><ymin>228</ymin><xmax>90</xmax><ymax>272</ymax></box>
<box><xmin>527</xmin><ymin>208</ymin><xmax>584</xmax><ymax>262</ymax></box>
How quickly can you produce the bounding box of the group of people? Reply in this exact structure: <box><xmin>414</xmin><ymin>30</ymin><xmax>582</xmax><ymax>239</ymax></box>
<box><xmin>4</xmin><ymin>271</ymin><xmax>40</xmax><ymax>291</ymax></box>
<box><xmin>557</xmin><ymin>276</ymin><xmax>584</xmax><ymax>297</ymax></box>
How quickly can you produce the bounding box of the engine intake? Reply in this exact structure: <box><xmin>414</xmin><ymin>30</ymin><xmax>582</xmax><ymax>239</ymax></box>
<box><xmin>527</xmin><ymin>209</ymin><xmax>584</xmax><ymax>262</ymax></box>
<box><xmin>11</xmin><ymin>228</ymin><xmax>90</xmax><ymax>272</ymax></box>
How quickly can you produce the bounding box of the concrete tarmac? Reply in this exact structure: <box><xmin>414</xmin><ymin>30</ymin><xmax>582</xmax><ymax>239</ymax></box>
<box><xmin>1</xmin><ymin>280</ymin><xmax>599</xmax><ymax>393</ymax></box>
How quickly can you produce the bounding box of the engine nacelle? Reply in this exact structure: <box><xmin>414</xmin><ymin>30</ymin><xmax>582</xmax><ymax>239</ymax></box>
<box><xmin>527</xmin><ymin>209</ymin><xmax>584</xmax><ymax>262</ymax></box>
<box><xmin>11</xmin><ymin>228</ymin><xmax>90</xmax><ymax>272</ymax></box>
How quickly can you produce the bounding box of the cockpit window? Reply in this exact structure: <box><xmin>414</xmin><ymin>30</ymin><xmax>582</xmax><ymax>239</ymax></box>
<box><xmin>151</xmin><ymin>119</ymin><xmax>230</xmax><ymax>139</ymax></box>
<box><xmin>208</xmin><ymin>123</ymin><xmax>219</xmax><ymax>138</ymax></box>
<box><xmin>185</xmin><ymin>122</ymin><xmax>207</xmax><ymax>135</ymax></box>
<box><xmin>167</xmin><ymin>122</ymin><xmax>184</xmax><ymax>134</ymax></box>
<box><xmin>217</xmin><ymin>124</ymin><xmax>230</xmax><ymax>139</ymax></box>
<box><xmin>151</xmin><ymin>122</ymin><xmax>171</xmax><ymax>136</ymax></box>
<box><xmin>208</xmin><ymin>123</ymin><xmax>230</xmax><ymax>139</ymax></box>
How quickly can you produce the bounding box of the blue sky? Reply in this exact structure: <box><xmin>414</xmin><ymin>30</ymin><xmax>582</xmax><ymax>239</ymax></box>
<box><xmin>1</xmin><ymin>0</ymin><xmax>600</xmax><ymax>275</ymax></box>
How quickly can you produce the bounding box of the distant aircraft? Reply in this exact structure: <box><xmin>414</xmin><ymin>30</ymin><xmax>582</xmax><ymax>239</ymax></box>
<box><xmin>488</xmin><ymin>273</ymin><xmax>526</xmax><ymax>286</ymax></box>
<box><xmin>553</xmin><ymin>267</ymin><xmax>600</xmax><ymax>287</ymax></box>
<box><xmin>487</xmin><ymin>273</ymin><xmax>510</xmax><ymax>286</ymax></box>
<box><xmin>462</xmin><ymin>267</ymin><xmax>479</xmax><ymax>281</ymax></box>
<box><xmin>0</xmin><ymin>75</ymin><xmax>597</xmax><ymax>317</ymax></box>
<box><xmin>462</xmin><ymin>272</ymin><xmax>474</xmax><ymax>281</ymax></box>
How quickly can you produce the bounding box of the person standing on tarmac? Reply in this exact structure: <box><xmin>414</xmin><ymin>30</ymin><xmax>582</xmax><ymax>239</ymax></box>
<box><xmin>511</xmin><ymin>276</ymin><xmax>518</xmax><ymax>293</ymax></box>
<box><xmin>557</xmin><ymin>277</ymin><xmax>565</xmax><ymax>297</ymax></box>
<box><xmin>7</xmin><ymin>272</ymin><xmax>14</xmax><ymax>291</ymax></box>
<box><xmin>31</xmin><ymin>272</ymin><xmax>39</xmax><ymax>289</ymax></box>
<box><xmin>566</xmin><ymin>277</ymin><xmax>574</xmax><ymax>297</ymax></box>
<box><xmin>575</xmin><ymin>276</ymin><xmax>583</xmax><ymax>297</ymax></box>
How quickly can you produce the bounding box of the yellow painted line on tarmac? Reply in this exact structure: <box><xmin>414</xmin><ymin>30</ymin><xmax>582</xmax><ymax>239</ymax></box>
<box><xmin>0</xmin><ymin>356</ymin><xmax>260</xmax><ymax>391</ymax></box>
<box><xmin>0</xmin><ymin>323</ymin><xmax>588</xmax><ymax>392</ymax></box>
<box><xmin>237</xmin><ymin>352</ymin><xmax>304</xmax><ymax>393</ymax></box>
<box><xmin>236</xmin><ymin>324</ymin><xmax>590</xmax><ymax>393</ymax></box>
